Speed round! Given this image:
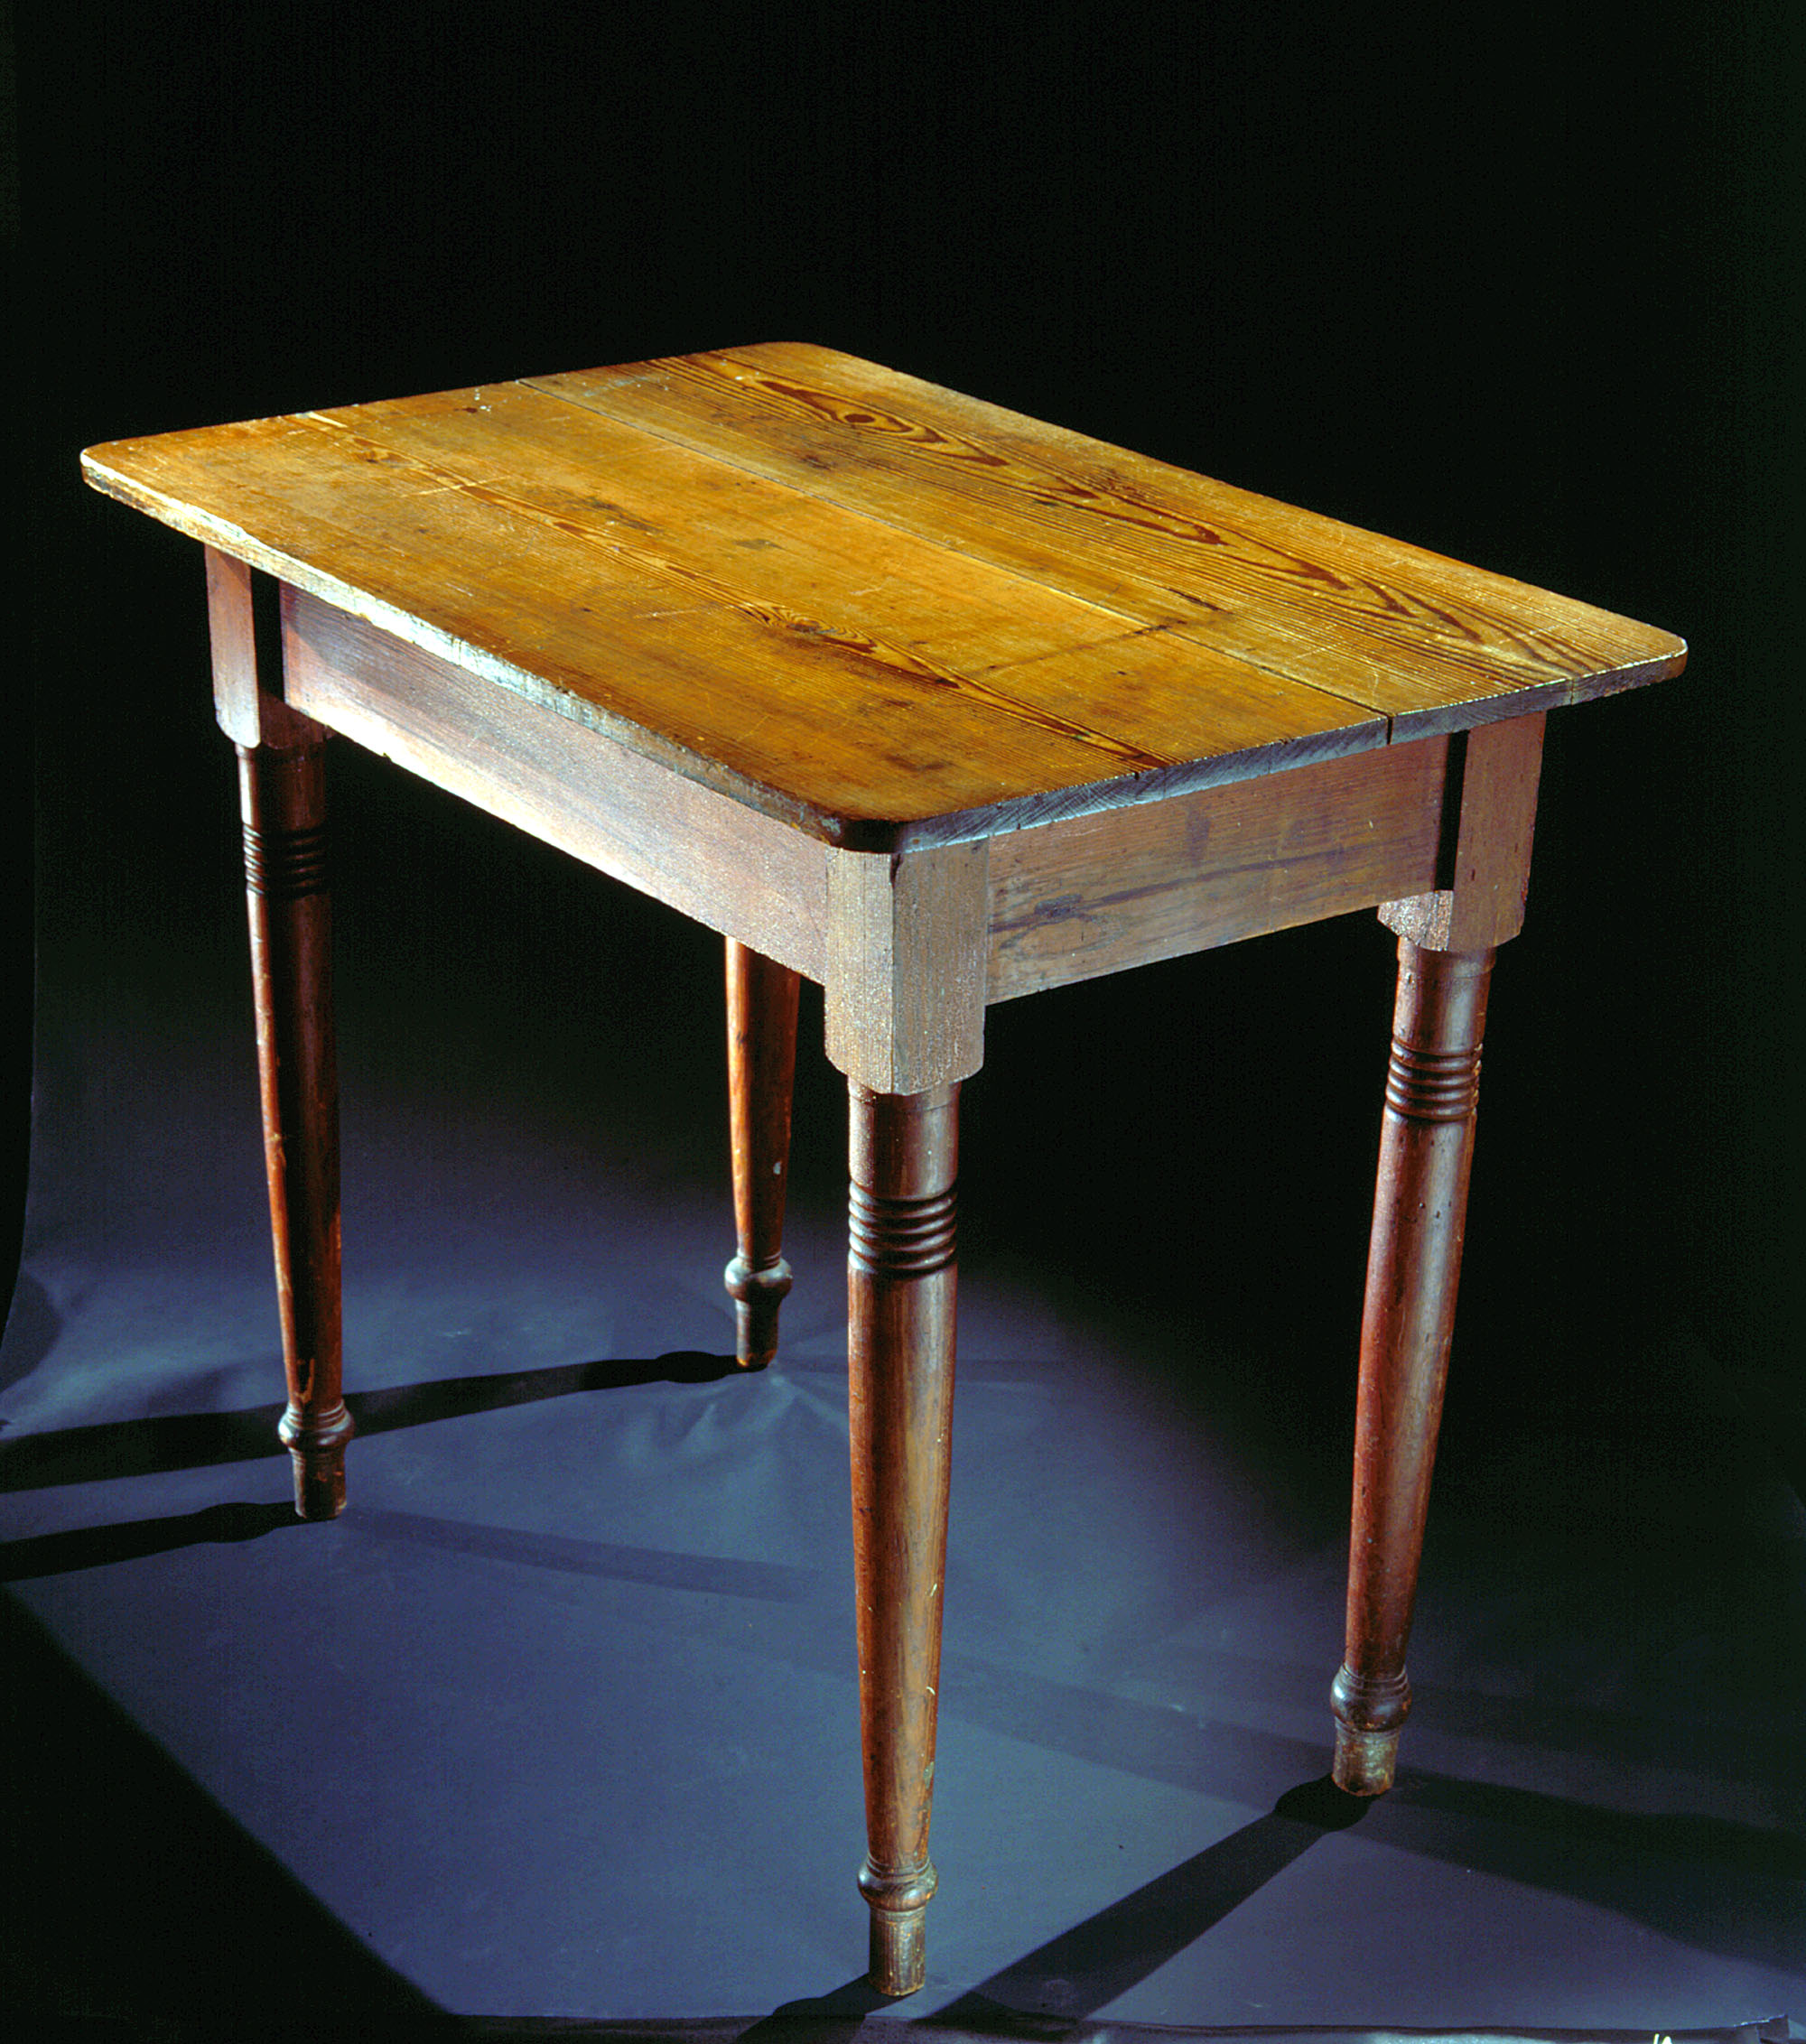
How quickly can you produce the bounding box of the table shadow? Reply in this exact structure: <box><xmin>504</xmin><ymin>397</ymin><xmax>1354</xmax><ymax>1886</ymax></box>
<box><xmin>738</xmin><ymin>1780</ymin><xmax>1364</xmax><ymax>2042</ymax></box>
<box><xmin>0</xmin><ymin>1590</ymin><xmax>457</xmax><ymax>2039</ymax></box>
<box><xmin>0</xmin><ymin>1349</ymin><xmax>741</xmax><ymax>1493</ymax></box>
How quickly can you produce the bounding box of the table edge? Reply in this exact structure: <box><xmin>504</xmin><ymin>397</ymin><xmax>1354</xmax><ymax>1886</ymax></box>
<box><xmin>80</xmin><ymin>446</ymin><xmax>1688</xmax><ymax>853</ymax></box>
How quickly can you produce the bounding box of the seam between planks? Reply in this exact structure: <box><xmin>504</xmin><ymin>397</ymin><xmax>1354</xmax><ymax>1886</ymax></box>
<box><xmin>514</xmin><ymin>375</ymin><xmax>1394</xmax><ymax>735</ymax></box>
<box><xmin>527</xmin><ymin>358</ymin><xmax>1653</xmax><ymax>720</ymax></box>
<box><xmin>295</xmin><ymin>407</ymin><xmax>1182</xmax><ymax>772</ymax></box>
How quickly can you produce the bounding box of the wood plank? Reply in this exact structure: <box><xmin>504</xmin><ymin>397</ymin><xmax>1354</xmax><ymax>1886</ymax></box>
<box><xmin>533</xmin><ymin>345</ymin><xmax>1687</xmax><ymax>733</ymax></box>
<box><xmin>987</xmin><ymin>739</ymin><xmax>1451</xmax><ymax>1000</ymax></box>
<box><xmin>301</xmin><ymin>380</ymin><xmax>1387</xmax><ymax>791</ymax></box>
<box><xmin>82</xmin><ymin>395</ymin><xmax>1384</xmax><ymax>849</ymax></box>
<box><xmin>279</xmin><ymin>588</ymin><xmax>830</xmax><ymax>979</ymax></box>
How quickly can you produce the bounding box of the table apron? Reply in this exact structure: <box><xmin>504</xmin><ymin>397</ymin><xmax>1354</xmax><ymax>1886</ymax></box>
<box><xmin>281</xmin><ymin>585</ymin><xmax>833</xmax><ymax>981</ymax></box>
<box><xmin>280</xmin><ymin>584</ymin><xmax>1458</xmax><ymax>1027</ymax></box>
<box><xmin>986</xmin><ymin>737</ymin><xmax>1453</xmax><ymax>1000</ymax></box>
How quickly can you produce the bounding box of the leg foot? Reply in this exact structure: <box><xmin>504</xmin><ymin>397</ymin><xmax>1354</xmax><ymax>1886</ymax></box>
<box><xmin>280</xmin><ymin>1401</ymin><xmax>355</xmax><ymax>1521</ymax></box>
<box><xmin>722</xmin><ymin>1254</ymin><xmax>791</xmax><ymax>1373</ymax></box>
<box><xmin>726</xmin><ymin>941</ymin><xmax>801</xmax><ymax>1368</ymax></box>
<box><xmin>1332</xmin><ymin>1722</ymin><xmax>1401</xmax><ymax>1798</ymax></box>
<box><xmin>859</xmin><ymin>1857</ymin><xmax>937</xmax><ymax>1996</ymax></box>
<box><xmin>1330</xmin><ymin>1665</ymin><xmax>1410</xmax><ymax>1795</ymax></box>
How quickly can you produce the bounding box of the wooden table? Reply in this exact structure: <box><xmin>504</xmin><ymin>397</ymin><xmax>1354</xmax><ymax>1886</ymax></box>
<box><xmin>82</xmin><ymin>344</ymin><xmax>1684</xmax><ymax>1995</ymax></box>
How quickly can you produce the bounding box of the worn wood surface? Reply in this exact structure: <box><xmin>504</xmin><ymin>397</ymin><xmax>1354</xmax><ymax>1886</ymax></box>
<box><xmin>825</xmin><ymin>842</ymin><xmax>990</xmax><ymax>1091</ymax></box>
<box><xmin>281</xmin><ymin>586</ymin><xmax>831</xmax><ymax>980</ymax></box>
<box><xmin>84</xmin><ymin>346</ymin><xmax>1683</xmax><ymax>850</ymax></box>
<box><xmin>988</xmin><ymin>735</ymin><xmax>1451</xmax><ymax>1000</ymax></box>
<box><xmin>85</xmin><ymin>351</ymin><xmax>1684</xmax><ymax>1990</ymax></box>
<box><xmin>1332</xmin><ymin>942</ymin><xmax>1494</xmax><ymax>1794</ymax></box>
<box><xmin>724</xmin><ymin>941</ymin><xmax>801</xmax><ymax>1370</ymax></box>
<box><xmin>535</xmin><ymin>346</ymin><xmax>1687</xmax><ymax>739</ymax></box>
<box><xmin>847</xmin><ymin>1082</ymin><xmax>960</xmax><ymax>1995</ymax></box>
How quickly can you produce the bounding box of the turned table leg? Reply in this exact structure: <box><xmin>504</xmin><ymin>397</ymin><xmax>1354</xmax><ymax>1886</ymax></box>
<box><xmin>847</xmin><ymin>1081</ymin><xmax>960</xmax><ymax>1995</ymax></box>
<box><xmin>237</xmin><ymin>736</ymin><xmax>352</xmax><ymax>1520</ymax></box>
<box><xmin>723</xmin><ymin>940</ymin><xmax>801</xmax><ymax>1369</ymax></box>
<box><xmin>1332</xmin><ymin>940</ymin><xmax>1494</xmax><ymax>1792</ymax></box>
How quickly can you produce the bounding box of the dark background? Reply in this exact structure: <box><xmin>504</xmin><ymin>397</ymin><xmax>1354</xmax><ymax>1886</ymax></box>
<box><xmin>5</xmin><ymin>1</ymin><xmax>1803</xmax><ymax>2028</ymax></box>
<box><xmin>12</xmin><ymin>0</ymin><xmax>1801</xmax><ymax>1407</ymax></box>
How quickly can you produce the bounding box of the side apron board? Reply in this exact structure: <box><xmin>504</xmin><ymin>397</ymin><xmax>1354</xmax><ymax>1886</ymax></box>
<box><xmin>279</xmin><ymin>583</ymin><xmax>832</xmax><ymax>982</ymax></box>
<box><xmin>985</xmin><ymin>738</ymin><xmax>1455</xmax><ymax>1001</ymax></box>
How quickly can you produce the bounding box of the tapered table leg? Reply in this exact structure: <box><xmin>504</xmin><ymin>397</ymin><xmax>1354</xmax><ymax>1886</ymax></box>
<box><xmin>723</xmin><ymin>940</ymin><xmax>802</xmax><ymax>1369</ymax></box>
<box><xmin>1333</xmin><ymin>940</ymin><xmax>1495</xmax><ymax>1793</ymax></box>
<box><xmin>238</xmin><ymin>736</ymin><xmax>352</xmax><ymax>1520</ymax></box>
<box><xmin>847</xmin><ymin>1082</ymin><xmax>959</xmax><ymax>1995</ymax></box>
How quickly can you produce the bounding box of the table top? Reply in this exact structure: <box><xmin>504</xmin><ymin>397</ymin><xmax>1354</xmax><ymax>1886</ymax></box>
<box><xmin>83</xmin><ymin>342</ymin><xmax>1684</xmax><ymax>846</ymax></box>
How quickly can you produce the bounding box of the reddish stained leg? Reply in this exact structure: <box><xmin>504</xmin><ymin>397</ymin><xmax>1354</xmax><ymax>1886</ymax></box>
<box><xmin>723</xmin><ymin>940</ymin><xmax>802</xmax><ymax>1369</ymax></box>
<box><xmin>238</xmin><ymin>736</ymin><xmax>352</xmax><ymax>1519</ymax></box>
<box><xmin>1333</xmin><ymin>941</ymin><xmax>1495</xmax><ymax>1793</ymax></box>
<box><xmin>847</xmin><ymin>1082</ymin><xmax>960</xmax><ymax>1994</ymax></box>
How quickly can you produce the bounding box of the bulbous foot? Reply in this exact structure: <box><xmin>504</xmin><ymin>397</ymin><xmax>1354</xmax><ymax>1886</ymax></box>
<box><xmin>1330</xmin><ymin>1663</ymin><xmax>1410</xmax><ymax>1795</ymax></box>
<box><xmin>724</xmin><ymin>1253</ymin><xmax>791</xmax><ymax>1370</ymax></box>
<box><xmin>280</xmin><ymin>1402</ymin><xmax>354</xmax><ymax>1520</ymax></box>
<box><xmin>859</xmin><ymin>1858</ymin><xmax>936</xmax><ymax>1995</ymax></box>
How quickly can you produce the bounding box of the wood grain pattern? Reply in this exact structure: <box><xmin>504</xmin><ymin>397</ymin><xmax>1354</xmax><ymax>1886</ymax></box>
<box><xmin>83</xmin><ymin>381</ymin><xmax>1384</xmax><ymax>848</ymax></box>
<box><xmin>534</xmin><ymin>344</ymin><xmax>1688</xmax><ymax>737</ymax></box>
<box><xmin>1333</xmin><ymin>943</ymin><xmax>1494</xmax><ymax>1795</ymax></box>
<box><xmin>847</xmin><ymin>1082</ymin><xmax>960</xmax><ymax>1994</ymax></box>
<box><xmin>293</xmin><ymin>382</ymin><xmax>1373</xmax><ymax>784</ymax></box>
<box><xmin>280</xmin><ymin>587</ymin><xmax>831</xmax><ymax>980</ymax></box>
<box><xmin>84</xmin><ymin>345</ymin><xmax>1681</xmax><ymax>850</ymax></box>
<box><xmin>988</xmin><ymin>737</ymin><xmax>1450</xmax><ymax>1000</ymax></box>
<box><xmin>825</xmin><ymin>842</ymin><xmax>990</xmax><ymax>1092</ymax></box>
